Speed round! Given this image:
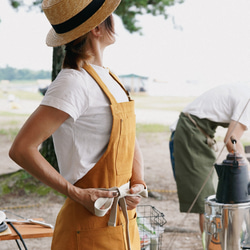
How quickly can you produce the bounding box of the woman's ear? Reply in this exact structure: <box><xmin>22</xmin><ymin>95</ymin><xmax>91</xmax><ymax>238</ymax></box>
<box><xmin>91</xmin><ymin>25</ymin><xmax>102</xmax><ymax>37</ymax></box>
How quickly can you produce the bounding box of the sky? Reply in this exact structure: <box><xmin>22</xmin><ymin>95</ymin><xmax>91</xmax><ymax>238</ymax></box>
<box><xmin>1</xmin><ymin>0</ymin><xmax>250</xmax><ymax>87</ymax></box>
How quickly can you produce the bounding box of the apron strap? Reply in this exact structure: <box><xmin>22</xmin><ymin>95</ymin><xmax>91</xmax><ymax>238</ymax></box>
<box><xmin>83</xmin><ymin>63</ymin><xmax>131</xmax><ymax>104</ymax></box>
<box><xmin>94</xmin><ymin>182</ymin><xmax>148</xmax><ymax>250</ymax></box>
<box><xmin>108</xmin><ymin>70</ymin><xmax>132</xmax><ymax>101</ymax></box>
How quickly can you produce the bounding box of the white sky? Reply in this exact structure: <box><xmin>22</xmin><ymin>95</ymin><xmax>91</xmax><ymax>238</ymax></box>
<box><xmin>1</xmin><ymin>0</ymin><xmax>250</xmax><ymax>85</ymax></box>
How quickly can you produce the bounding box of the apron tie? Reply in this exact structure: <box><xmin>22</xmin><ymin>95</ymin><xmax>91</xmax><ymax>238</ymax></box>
<box><xmin>183</xmin><ymin>112</ymin><xmax>218</xmax><ymax>152</ymax></box>
<box><xmin>94</xmin><ymin>182</ymin><xmax>148</xmax><ymax>250</ymax></box>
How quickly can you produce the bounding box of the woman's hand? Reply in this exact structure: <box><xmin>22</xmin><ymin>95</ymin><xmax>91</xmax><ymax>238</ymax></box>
<box><xmin>125</xmin><ymin>184</ymin><xmax>145</xmax><ymax>210</ymax></box>
<box><xmin>70</xmin><ymin>187</ymin><xmax>118</xmax><ymax>214</ymax></box>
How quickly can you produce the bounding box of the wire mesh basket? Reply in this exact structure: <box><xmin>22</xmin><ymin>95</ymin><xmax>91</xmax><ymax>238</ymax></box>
<box><xmin>137</xmin><ymin>205</ymin><xmax>167</xmax><ymax>250</ymax></box>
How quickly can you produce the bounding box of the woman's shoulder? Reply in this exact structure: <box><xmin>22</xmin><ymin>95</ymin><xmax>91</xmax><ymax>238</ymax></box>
<box><xmin>57</xmin><ymin>68</ymin><xmax>87</xmax><ymax>81</ymax></box>
<box><xmin>51</xmin><ymin>68</ymin><xmax>89</xmax><ymax>89</ymax></box>
<box><xmin>45</xmin><ymin>68</ymin><xmax>90</xmax><ymax>98</ymax></box>
<box><xmin>42</xmin><ymin>68</ymin><xmax>90</xmax><ymax>118</ymax></box>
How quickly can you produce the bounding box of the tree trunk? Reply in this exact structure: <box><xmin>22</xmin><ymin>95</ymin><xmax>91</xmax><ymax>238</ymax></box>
<box><xmin>39</xmin><ymin>46</ymin><xmax>65</xmax><ymax>172</ymax></box>
<box><xmin>52</xmin><ymin>46</ymin><xmax>65</xmax><ymax>81</ymax></box>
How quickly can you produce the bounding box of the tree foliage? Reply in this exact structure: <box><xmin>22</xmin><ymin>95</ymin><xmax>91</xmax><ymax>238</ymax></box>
<box><xmin>117</xmin><ymin>0</ymin><xmax>183</xmax><ymax>33</ymax></box>
<box><xmin>9</xmin><ymin>0</ymin><xmax>42</xmax><ymax>10</ymax></box>
<box><xmin>8</xmin><ymin>0</ymin><xmax>183</xmax><ymax>33</ymax></box>
<box><xmin>0</xmin><ymin>66</ymin><xmax>50</xmax><ymax>81</ymax></box>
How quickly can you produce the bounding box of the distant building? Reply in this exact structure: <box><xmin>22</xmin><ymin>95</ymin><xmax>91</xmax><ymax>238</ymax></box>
<box><xmin>119</xmin><ymin>74</ymin><xmax>148</xmax><ymax>93</ymax></box>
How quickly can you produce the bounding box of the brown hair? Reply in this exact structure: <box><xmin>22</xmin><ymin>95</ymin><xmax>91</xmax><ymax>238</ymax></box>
<box><xmin>63</xmin><ymin>15</ymin><xmax>115</xmax><ymax>70</ymax></box>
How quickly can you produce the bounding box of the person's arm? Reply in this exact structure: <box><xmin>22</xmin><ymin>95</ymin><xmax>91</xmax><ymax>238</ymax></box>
<box><xmin>130</xmin><ymin>138</ymin><xmax>145</xmax><ymax>187</ymax></box>
<box><xmin>126</xmin><ymin>138</ymin><xmax>146</xmax><ymax>210</ymax></box>
<box><xmin>224</xmin><ymin>120</ymin><xmax>246</xmax><ymax>155</ymax></box>
<box><xmin>224</xmin><ymin>120</ymin><xmax>250</xmax><ymax>172</ymax></box>
<box><xmin>9</xmin><ymin>105</ymin><xmax>117</xmax><ymax>214</ymax></box>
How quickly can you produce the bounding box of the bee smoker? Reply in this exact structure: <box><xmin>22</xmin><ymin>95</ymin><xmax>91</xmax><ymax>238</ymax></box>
<box><xmin>204</xmin><ymin>138</ymin><xmax>250</xmax><ymax>250</ymax></box>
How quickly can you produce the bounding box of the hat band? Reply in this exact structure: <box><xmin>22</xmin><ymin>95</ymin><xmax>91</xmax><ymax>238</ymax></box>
<box><xmin>52</xmin><ymin>0</ymin><xmax>106</xmax><ymax>34</ymax></box>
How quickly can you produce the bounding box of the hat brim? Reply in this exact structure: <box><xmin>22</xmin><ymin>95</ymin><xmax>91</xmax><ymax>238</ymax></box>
<box><xmin>46</xmin><ymin>0</ymin><xmax>121</xmax><ymax>47</ymax></box>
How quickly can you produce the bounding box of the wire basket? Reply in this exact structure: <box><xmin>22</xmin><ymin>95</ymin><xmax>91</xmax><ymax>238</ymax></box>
<box><xmin>137</xmin><ymin>205</ymin><xmax>167</xmax><ymax>250</ymax></box>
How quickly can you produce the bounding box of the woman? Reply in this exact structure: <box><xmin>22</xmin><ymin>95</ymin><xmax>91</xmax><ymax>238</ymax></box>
<box><xmin>9</xmin><ymin>0</ymin><xmax>147</xmax><ymax>249</ymax></box>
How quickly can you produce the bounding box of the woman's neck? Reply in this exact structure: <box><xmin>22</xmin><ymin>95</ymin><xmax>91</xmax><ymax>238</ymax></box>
<box><xmin>88</xmin><ymin>55</ymin><xmax>103</xmax><ymax>67</ymax></box>
<box><xmin>87</xmin><ymin>38</ymin><xmax>105</xmax><ymax>67</ymax></box>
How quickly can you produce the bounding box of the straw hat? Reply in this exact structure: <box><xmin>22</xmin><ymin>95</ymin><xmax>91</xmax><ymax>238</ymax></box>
<box><xmin>42</xmin><ymin>0</ymin><xmax>121</xmax><ymax>47</ymax></box>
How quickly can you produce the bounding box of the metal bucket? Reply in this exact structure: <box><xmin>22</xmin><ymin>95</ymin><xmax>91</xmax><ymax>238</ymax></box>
<box><xmin>204</xmin><ymin>195</ymin><xmax>250</xmax><ymax>250</ymax></box>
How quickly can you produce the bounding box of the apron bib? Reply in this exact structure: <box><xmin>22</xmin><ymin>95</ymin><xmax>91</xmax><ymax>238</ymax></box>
<box><xmin>51</xmin><ymin>64</ymin><xmax>140</xmax><ymax>250</ymax></box>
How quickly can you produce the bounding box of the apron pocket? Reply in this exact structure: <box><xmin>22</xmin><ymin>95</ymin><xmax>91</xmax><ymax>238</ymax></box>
<box><xmin>76</xmin><ymin>225</ymin><xmax>125</xmax><ymax>250</ymax></box>
<box><xmin>116</xmin><ymin>134</ymin><xmax>134</xmax><ymax>176</ymax></box>
<box><xmin>128</xmin><ymin>215</ymin><xmax>141</xmax><ymax>250</ymax></box>
<box><xmin>116</xmin><ymin>117</ymin><xmax>135</xmax><ymax>176</ymax></box>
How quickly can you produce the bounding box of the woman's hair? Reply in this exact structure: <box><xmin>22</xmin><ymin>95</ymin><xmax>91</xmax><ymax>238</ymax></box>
<box><xmin>63</xmin><ymin>15</ymin><xmax>115</xmax><ymax>70</ymax></box>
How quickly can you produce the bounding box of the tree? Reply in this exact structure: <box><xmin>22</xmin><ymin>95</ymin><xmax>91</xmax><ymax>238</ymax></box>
<box><xmin>9</xmin><ymin>0</ymin><xmax>183</xmax><ymax>32</ymax></box>
<box><xmin>7</xmin><ymin>0</ymin><xmax>183</xmax><ymax>170</ymax></box>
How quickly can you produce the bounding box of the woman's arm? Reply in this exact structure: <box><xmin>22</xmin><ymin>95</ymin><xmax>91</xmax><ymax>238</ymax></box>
<box><xmin>9</xmin><ymin>105</ymin><xmax>117</xmax><ymax>214</ymax></box>
<box><xmin>130</xmin><ymin>138</ymin><xmax>145</xmax><ymax>187</ymax></box>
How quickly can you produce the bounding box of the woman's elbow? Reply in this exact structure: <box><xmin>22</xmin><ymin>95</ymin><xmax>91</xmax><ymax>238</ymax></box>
<box><xmin>9</xmin><ymin>144</ymin><xmax>18</xmax><ymax>163</ymax></box>
<box><xmin>9</xmin><ymin>140</ymin><xmax>26</xmax><ymax>164</ymax></box>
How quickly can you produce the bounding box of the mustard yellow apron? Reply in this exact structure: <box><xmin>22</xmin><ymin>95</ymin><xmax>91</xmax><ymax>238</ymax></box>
<box><xmin>51</xmin><ymin>64</ymin><xmax>140</xmax><ymax>250</ymax></box>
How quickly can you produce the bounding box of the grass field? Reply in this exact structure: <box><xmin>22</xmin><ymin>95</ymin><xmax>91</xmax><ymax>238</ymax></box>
<box><xmin>0</xmin><ymin>85</ymin><xmax>194</xmax><ymax>135</ymax></box>
<box><xmin>1</xmin><ymin>86</ymin><xmax>249</xmax><ymax>145</ymax></box>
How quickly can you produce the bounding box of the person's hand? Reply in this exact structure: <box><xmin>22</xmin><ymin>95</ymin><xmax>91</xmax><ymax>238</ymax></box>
<box><xmin>125</xmin><ymin>184</ymin><xmax>144</xmax><ymax>210</ymax></box>
<box><xmin>72</xmin><ymin>187</ymin><xmax>118</xmax><ymax>214</ymax></box>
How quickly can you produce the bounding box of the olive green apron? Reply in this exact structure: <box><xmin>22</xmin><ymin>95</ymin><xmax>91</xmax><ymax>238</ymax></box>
<box><xmin>51</xmin><ymin>64</ymin><xmax>140</xmax><ymax>250</ymax></box>
<box><xmin>174</xmin><ymin>112</ymin><xmax>228</xmax><ymax>213</ymax></box>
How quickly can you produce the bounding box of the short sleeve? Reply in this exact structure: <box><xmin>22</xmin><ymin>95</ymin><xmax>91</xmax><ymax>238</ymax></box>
<box><xmin>41</xmin><ymin>69</ymin><xmax>89</xmax><ymax>121</ymax></box>
<box><xmin>232</xmin><ymin>98</ymin><xmax>250</xmax><ymax>129</ymax></box>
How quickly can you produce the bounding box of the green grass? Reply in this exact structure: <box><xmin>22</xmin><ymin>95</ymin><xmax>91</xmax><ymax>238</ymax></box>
<box><xmin>0</xmin><ymin>170</ymin><xmax>64</xmax><ymax>197</ymax></box>
<box><xmin>0</xmin><ymin>122</ymin><xmax>169</xmax><ymax>142</ymax></box>
<box><xmin>0</xmin><ymin>79</ymin><xmax>44</xmax><ymax>101</ymax></box>
<box><xmin>0</xmin><ymin>128</ymin><xmax>19</xmax><ymax>139</ymax></box>
<box><xmin>136</xmin><ymin>123</ymin><xmax>169</xmax><ymax>133</ymax></box>
<box><xmin>0</xmin><ymin>111</ymin><xmax>28</xmax><ymax>117</ymax></box>
<box><xmin>0</xmin><ymin>91</ymin><xmax>43</xmax><ymax>101</ymax></box>
<box><xmin>14</xmin><ymin>91</ymin><xmax>42</xmax><ymax>100</ymax></box>
<box><xmin>0</xmin><ymin>112</ymin><xmax>27</xmax><ymax>138</ymax></box>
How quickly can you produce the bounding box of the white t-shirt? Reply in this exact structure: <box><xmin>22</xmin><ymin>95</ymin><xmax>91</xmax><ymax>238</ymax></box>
<box><xmin>41</xmin><ymin>65</ymin><xmax>129</xmax><ymax>184</ymax></box>
<box><xmin>171</xmin><ymin>84</ymin><xmax>250</xmax><ymax>131</ymax></box>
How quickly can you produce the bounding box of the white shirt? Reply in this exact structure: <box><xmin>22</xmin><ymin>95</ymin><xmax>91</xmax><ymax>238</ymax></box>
<box><xmin>171</xmin><ymin>84</ymin><xmax>250</xmax><ymax>131</ymax></box>
<box><xmin>41</xmin><ymin>65</ymin><xmax>129</xmax><ymax>184</ymax></box>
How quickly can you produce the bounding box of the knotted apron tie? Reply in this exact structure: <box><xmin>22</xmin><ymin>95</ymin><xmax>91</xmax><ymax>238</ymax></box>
<box><xmin>94</xmin><ymin>182</ymin><xmax>148</xmax><ymax>250</ymax></box>
<box><xmin>184</xmin><ymin>112</ymin><xmax>218</xmax><ymax>152</ymax></box>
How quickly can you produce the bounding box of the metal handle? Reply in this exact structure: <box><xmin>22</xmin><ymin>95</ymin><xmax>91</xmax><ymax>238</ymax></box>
<box><xmin>230</xmin><ymin>136</ymin><xmax>237</xmax><ymax>145</ymax></box>
<box><xmin>231</xmin><ymin>136</ymin><xmax>237</xmax><ymax>153</ymax></box>
<box><xmin>205</xmin><ymin>215</ymin><xmax>222</xmax><ymax>236</ymax></box>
